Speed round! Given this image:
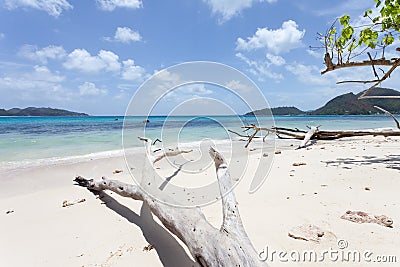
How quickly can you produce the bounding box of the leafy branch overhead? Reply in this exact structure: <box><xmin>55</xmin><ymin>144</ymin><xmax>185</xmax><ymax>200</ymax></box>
<box><xmin>316</xmin><ymin>0</ymin><xmax>400</xmax><ymax>98</ymax></box>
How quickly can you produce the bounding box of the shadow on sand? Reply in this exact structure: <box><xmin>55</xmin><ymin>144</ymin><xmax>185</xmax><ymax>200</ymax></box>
<box><xmin>323</xmin><ymin>154</ymin><xmax>400</xmax><ymax>171</ymax></box>
<box><xmin>93</xmin><ymin>191</ymin><xmax>198</xmax><ymax>267</ymax></box>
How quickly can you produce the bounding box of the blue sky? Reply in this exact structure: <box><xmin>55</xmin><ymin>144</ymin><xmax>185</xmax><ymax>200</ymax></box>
<box><xmin>0</xmin><ymin>0</ymin><xmax>398</xmax><ymax>115</ymax></box>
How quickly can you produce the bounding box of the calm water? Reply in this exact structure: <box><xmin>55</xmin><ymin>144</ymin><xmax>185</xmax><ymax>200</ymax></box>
<box><xmin>0</xmin><ymin>115</ymin><xmax>397</xmax><ymax>169</ymax></box>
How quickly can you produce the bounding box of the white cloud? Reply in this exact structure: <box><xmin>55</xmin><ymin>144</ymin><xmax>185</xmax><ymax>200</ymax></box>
<box><xmin>0</xmin><ymin>65</ymin><xmax>65</xmax><ymax>90</ymax></box>
<box><xmin>148</xmin><ymin>70</ymin><xmax>183</xmax><ymax>97</ymax></box>
<box><xmin>154</xmin><ymin>69</ymin><xmax>181</xmax><ymax>83</ymax></box>
<box><xmin>163</xmin><ymin>84</ymin><xmax>213</xmax><ymax>101</ymax></box>
<box><xmin>285</xmin><ymin>62</ymin><xmax>373</xmax><ymax>89</ymax></box>
<box><xmin>98</xmin><ymin>50</ymin><xmax>121</xmax><ymax>72</ymax></box>
<box><xmin>105</xmin><ymin>27</ymin><xmax>142</xmax><ymax>43</ymax></box>
<box><xmin>0</xmin><ymin>66</ymin><xmax>71</xmax><ymax>102</ymax></box>
<box><xmin>96</xmin><ymin>0</ymin><xmax>142</xmax><ymax>11</ymax></box>
<box><xmin>236</xmin><ymin>52</ymin><xmax>283</xmax><ymax>81</ymax></box>
<box><xmin>266</xmin><ymin>53</ymin><xmax>285</xmax><ymax>66</ymax></box>
<box><xmin>3</xmin><ymin>0</ymin><xmax>72</xmax><ymax>17</ymax></box>
<box><xmin>204</xmin><ymin>0</ymin><xmax>276</xmax><ymax>22</ymax></box>
<box><xmin>121</xmin><ymin>59</ymin><xmax>145</xmax><ymax>81</ymax></box>
<box><xmin>236</xmin><ymin>20</ymin><xmax>305</xmax><ymax>54</ymax></box>
<box><xmin>286</xmin><ymin>62</ymin><xmax>328</xmax><ymax>86</ymax></box>
<box><xmin>180</xmin><ymin>84</ymin><xmax>213</xmax><ymax>95</ymax></box>
<box><xmin>225</xmin><ymin>80</ymin><xmax>251</xmax><ymax>93</ymax></box>
<box><xmin>32</xmin><ymin>65</ymin><xmax>65</xmax><ymax>82</ymax></box>
<box><xmin>306</xmin><ymin>49</ymin><xmax>323</xmax><ymax>59</ymax></box>
<box><xmin>63</xmin><ymin>49</ymin><xmax>121</xmax><ymax>73</ymax></box>
<box><xmin>313</xmin><ymin>0</ymin><xmax>372</xmax><ymax>17</ymax></box>
<box><xmin>18</xmin><ymin>45</ymin><xmax>66</xmax><ymax>64</ymax></box>
<box><xmin>78</xmin><ymin>82</ymin><xmax>107</xmax><ymax>96</ymax></box>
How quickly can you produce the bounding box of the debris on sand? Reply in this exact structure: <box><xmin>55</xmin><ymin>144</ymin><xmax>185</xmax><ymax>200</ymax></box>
<box><xmin>62</xmin><ymin>198</ymin><xmax>86</xmax><ymax>207</ymax></box>
<box><xmin>340</xmin><ymin>210</ymin><xmax>393</xmax><ymax>227</ymax></box>
<box><xmin>143</xmin><ymin>244</ymin><xmax>154</xmax><ymax>251</ymax></box>
<box><xmin>113</xmin><ymin>169</ymin><xmax>123</xmax><ymax>174</ymax></box>
<box><xmin>292</xmin><ymin>162</ymin><xmax>307</xmax><ymax>166</ymax></box>
<box><xmin>288</xmin><ymin>224</ymin><xmax>325</xmax><ymax>242</ymax></box>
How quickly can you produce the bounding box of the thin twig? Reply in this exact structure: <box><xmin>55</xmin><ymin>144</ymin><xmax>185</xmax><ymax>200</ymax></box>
<box><xmin>374</xmin><ymin>106</ymin><xmax>400</xmax><ymax>129</ymax></box>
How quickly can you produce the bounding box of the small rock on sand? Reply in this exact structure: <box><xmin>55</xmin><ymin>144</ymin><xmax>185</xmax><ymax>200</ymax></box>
<box><xmin>288</xmin><ymin>224</ymin><xmax>325</xmax><ymax>242</ymax></box>
<box><xmin>113</xmin><ymin>169</ymin><xmax>123</xmax><ymax>174</ymax></box>
<box><xmin>341</xmin><ymin>210</ymin><xmax>393</xmax><ymax>227</ymax></box>
<box><xmin>292</xmin><ymin>162</ymin><xmax>307</xmax><ymax>166</ymax></box>
<box><xmin>143</xmin><ymin>244</ymin><xmax>154</xmax><ymax>251</ymax></box>
<box><xmin>275</xmin><ymin>150</ymin><xmax>282</xmax><ymax>154</ymax></box>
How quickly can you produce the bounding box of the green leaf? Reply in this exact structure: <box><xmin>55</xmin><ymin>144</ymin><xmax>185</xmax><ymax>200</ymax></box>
<box><xmin>339</xmin><ymin>14</ymin><xmax>351</xmax><ymax>27</ymax></box>
<box><xmin>383</xmin><ymin>33</ymin><xmax>395</xmax><ymax>45</ymax></box>
<box><xmin>372</xmin><ymin>16</ymin><xmax>380</xmax><ymax>23</ymax></box>
<box><xmin>364</xmin><ymin>9</ymin><xmax>373</xmax><ymax>17</ymax></box>
<box><xmin>342</xmin><ymin>26</ymin><xmax>354</xmax><ymax>39</ymax></box>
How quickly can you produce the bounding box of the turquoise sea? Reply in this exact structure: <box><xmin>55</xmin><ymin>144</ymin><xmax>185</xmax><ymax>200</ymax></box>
<box><xmin>0</xmin><ymin>115</ymin><xmax>398</xmax><ymax>170</ymax></box>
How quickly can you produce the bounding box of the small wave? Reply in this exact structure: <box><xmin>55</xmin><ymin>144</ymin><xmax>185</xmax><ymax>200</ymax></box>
<box><xmin>0</xmin><ymin>147</ymin><xmax>143</xmax><ymax>171</ymax></box>
<box><xmin>0</xmin><ymin>138</ymin><xmax>235</xmax><ymax>171</ymax></box>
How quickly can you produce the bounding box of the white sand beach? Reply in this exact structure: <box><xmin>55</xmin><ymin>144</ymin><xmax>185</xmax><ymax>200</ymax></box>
<box><xmin>1</xmin><ymin>136</ymin><xmax>399</xmax><ymax>266</ymax></box>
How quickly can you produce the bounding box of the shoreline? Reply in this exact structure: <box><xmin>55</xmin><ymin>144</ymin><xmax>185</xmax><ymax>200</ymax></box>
<box><xmin>1</xmin><ymin>136</ymin><xmax>399</xmax><ymax>266</ymax></box>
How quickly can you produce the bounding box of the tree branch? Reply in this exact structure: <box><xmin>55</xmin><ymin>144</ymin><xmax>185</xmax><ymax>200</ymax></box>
<box><xmin>336</xmin><ymin>79</ymin><xmax>380</xmax><ymax>84</ymax></box>
<box><xmin>367</xmin><ymin>52</ymin><xmax>380</xmax><ymax>80</ymax></box>
<box><xmin>374</xmin><ymin>106</ymin><xmax>400</xmax><ymax>130</ymax></box>
<box><xmin>358</xmin><ymin>58</ymin><xmax>400</xmax><ymax>99</ymax></box>
<box><xmin>321</xmin><ymin>58</ymin><xmax>395</xmax><ymax>74</ymax></box>
<box><xmin>153</xmin><ymin>149</ymin><xmax>193</xmax><ymax>164</ymax></box>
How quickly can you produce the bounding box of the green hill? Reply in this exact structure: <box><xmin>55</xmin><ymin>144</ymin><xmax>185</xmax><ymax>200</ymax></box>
<box><xmin>310</xmin><ymin>88</ymin><xmax>400</xmax><ymax>115</ymax></box>
<box><xmin>0</xmin><ymin>107</ymin><xmax>89</xmax><ymax>116</ymax></box>
<box><xmin>245</xmin><ymin>106</ymin><xmax>305</xmax><ymax>116</ymax></box>
<box><xmin>0</xmin><ymin>109</ymin><xmax>8</xmax><ymax>116</ymax></box>
<box><xmin>244</xmin><ymin>88</ymin><xmax>400</xmax><ymax>116</ymax></box>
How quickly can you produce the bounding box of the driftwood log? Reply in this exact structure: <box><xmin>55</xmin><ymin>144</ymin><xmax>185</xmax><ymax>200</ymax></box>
<box><xmin>234</xmin><ymin>107</ymin><xmax>400</xmax><ymax>148</ymax></box>
<box><xmin>74</xmin><ymin>147</ymin><xmax>266</xmax><ymax>267</ymax></box>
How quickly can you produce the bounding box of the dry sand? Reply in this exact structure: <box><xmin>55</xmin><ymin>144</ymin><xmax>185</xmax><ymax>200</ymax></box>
<box><xmin>1</xmin><ymin>136</ymin><xmax>399</xmax><ymax>266</ymax></box>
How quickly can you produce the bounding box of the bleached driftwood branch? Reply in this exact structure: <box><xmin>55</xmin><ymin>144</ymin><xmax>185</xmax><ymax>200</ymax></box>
<box><xmin>138</xmin><ymin>136</ymin><xmax>193</xmax><ymax>165</ymax></box>
<box><xmin>298</xmin><ymin>126</ymin><xmax>320</xmax><ymax>149</ymax></box>
<box><xmin>235</xmin><ymin>121</ymin><xmax>400</xmax><ymax>149</ymax></box>
<box><xmin>74</xmin><ymin>147</ymin><xmax>266</xmax><ymax>267</ymax></box>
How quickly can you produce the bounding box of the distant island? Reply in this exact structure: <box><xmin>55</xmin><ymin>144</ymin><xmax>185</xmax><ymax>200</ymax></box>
<box><xmin>0</xmin><ymin>107</ymin><xmax>89</xmax><ymax>116</ymax></box>
<box><xmin>245</xmin><ymin>88</ymin><xmax>400</xmax><ymax>116</ymax></box>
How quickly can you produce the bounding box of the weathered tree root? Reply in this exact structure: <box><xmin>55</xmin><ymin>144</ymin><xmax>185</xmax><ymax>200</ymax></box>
<box><xmin>74</xmin><ymin>147</ymin><xmax>266</xmax><ymax>267</ymax></box>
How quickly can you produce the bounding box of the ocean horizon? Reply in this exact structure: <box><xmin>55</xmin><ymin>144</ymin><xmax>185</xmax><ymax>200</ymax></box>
<box><xmin>1</xmin><ymin>115</ymin><xmax>398</xmax><ymax>170</ymax></box>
